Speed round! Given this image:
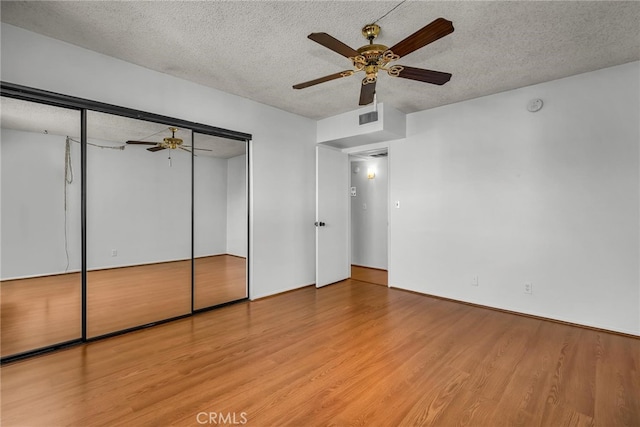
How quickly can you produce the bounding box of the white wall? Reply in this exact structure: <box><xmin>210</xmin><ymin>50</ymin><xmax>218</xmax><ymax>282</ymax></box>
<box><xmin>1</xmin><ymin>129</ymin><xmax>82</xmax><ymax>278</ymax></box>
<box><xmin>226</xmin><ymin>154</ymin><xmax>247</xmax><ymax>257</ymax></box>
<box><xmin>390</xmin><ymin>61</ymin><xmax>640</xmax><ymax>335</ymax></box>
<box><xmin>1</xmin><ymin>24</ymin><xmax>317</xmax><ymax>298</ymax></box>
<box><xmin>350</xmin><ymin>158</ymin><xmax>388</xmax><ymax>269</ymax></box>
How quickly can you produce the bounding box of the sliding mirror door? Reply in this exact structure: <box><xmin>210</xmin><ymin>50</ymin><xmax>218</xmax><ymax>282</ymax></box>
<box><xmin>193</xmin><ymin>133</ymin><xmax>247</xmax><ymax>309</ymax></box>
<box><xmin>0</xmin><ymin>97</ymin><xmax>82</xmax><ymax>357</ymax></box>
<box><xmin>86</xmin><ymin>112</ymin><xmax>192</xmax><ymax>338</ymax></box>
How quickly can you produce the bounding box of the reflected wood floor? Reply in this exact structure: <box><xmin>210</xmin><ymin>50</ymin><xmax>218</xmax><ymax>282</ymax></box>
<box><xmin>1</xmin><ymin>280</ymin><xmax>639</xmax><ymax>426</ymax></box>
<box><xmin>1</xmin><ymin>273</ymin><xmax>81</xmax><ymax>356</ymax></box>
<box><xmin>195</xmin><ymin>255</ymin><xmax>247</xmax><ymax>310</ymax></box>
<box><xmin>1</xmin><ymin>255</ymin><xmax>246</xmax><ymax>356</ymax></box>
<box><xmin>87</xmin><ymin>259</ymin><xmax>192</xmax><ymax>338</ymax></box>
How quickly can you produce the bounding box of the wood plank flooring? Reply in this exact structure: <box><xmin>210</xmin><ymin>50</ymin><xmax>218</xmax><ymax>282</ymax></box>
<box><xmin>351</xmin><ymin>265</ymin><xmax>388</xmax><ymax>286</ymax></box>
<box><xmin>1</xmin><ymin>280</ymin><xmax>638</xmax><ymax>426</ymax></box>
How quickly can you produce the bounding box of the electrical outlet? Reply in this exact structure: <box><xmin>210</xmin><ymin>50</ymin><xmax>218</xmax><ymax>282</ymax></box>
<box><xmin>472</xmin><ymin>276</ymin><xmax>479</xmax><ymax>286</ymax></box>
<box><xmin>524</xmin><ymin>282</ymin><xmax>532</xmax><ymax>294</ymax></box>
<box><xmin>111</xmin><ymin>249</ymin><xmax>118</xmax><ymax>257</ymax></box>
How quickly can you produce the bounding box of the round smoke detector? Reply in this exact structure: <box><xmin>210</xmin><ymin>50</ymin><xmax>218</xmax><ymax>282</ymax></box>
<box><xmin>527</xmin><ymin>98</ymin><xmax>544</xmax><ymax>112</ymax></box>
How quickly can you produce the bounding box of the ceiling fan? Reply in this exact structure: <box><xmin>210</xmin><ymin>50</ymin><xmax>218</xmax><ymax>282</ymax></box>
<box><xmin>293</xmin><ymin>18</ymin><xmax>454</xmax><ymax>105</ymax></box>
<box><xmin>126</xmin><ymin>127</ymin><xmax>212</xmax><ymax>154</ymax></box>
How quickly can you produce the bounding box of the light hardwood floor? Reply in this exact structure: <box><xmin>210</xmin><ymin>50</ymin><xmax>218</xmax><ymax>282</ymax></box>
<box><xmin>1</xmin><ymin>280</ymin><xmax>638</xmax><ymax>426</ymax></box>
<box><xmin>351</xmin><ymin>265</ymin><xmax>388</xmax><ymax>286</ymax></box>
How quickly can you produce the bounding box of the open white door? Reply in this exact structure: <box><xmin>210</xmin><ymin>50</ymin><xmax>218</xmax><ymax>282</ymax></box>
<box><xmin>316</xmin><ymin>145</ymin><xmax>350</xmax><ymax>288</ymax></box>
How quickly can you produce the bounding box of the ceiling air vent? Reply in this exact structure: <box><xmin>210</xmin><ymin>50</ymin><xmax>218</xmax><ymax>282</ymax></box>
<box><xmin>370</xmin><ymin>152</ymin><xmax>388</xmax><ymax>158</ymax></box>
<box><xmin>351</xmin><ymin>148</ymin><xmax>388</xmax><ymax>160</ymax></box>
<box><xmin>359</xmin><ymin>111</ymin><xmax>378</xmax><ymax>125</ymax></box>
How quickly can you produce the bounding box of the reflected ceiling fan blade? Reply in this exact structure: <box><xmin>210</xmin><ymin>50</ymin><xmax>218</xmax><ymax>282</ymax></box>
<box><xmin>126</xmin><ymin>140</ymin><xmax>159</xmax><ymax>145</ymax></box>
<box><xmin>389</xmin><ymin>18</ymin><xmax>454</xmax><ymax>58</ymax></box>
<box><xmin>293</xmin><ymin>70</ymin><xmax>354</xmax><ymax>89</ymax></box>
<box><xmin>179</xmin><ymin>146</ymin><xmax>203</xmax><ymax>157</ymax></box>
<box><xmin>359</xmin><ymin>80</ymin><xmax>376</xmax><ymax>105</ymax></box>
<box><xmin>147</xmin><ymin>146</ymin><xmax>166</xmax><ymax>152</ymax></box>
<box><xmin>183</xmin><ymin>145</ymin><xmax>213</xmax><ymax>152</ymax></box>
<box><xmin>396</xmin><ymin>66</ymin><xmax>452</xmax><ymax>85</ymax></box>
<box><xmin>308</xmin><ymin>33</ymin><xmax>359</xmax><ymax>58</ymax></box>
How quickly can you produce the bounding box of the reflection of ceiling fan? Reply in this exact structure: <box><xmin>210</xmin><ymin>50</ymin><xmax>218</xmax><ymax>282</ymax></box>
<box><xmin>126</xmin><ymin>127</ymin><xmax>212</xmax><ymax>154</ymax></box>
<box><xmin>293</xmin><ymin>18</ymin><xmax>454</xmax><ymax>105</ymax></box>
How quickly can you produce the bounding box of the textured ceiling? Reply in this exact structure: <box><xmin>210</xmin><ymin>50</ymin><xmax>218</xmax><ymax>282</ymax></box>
<box><xmin>1</xmin><ymin>1</ymin><xmax>639</xmax><ymax>120</ymax></box>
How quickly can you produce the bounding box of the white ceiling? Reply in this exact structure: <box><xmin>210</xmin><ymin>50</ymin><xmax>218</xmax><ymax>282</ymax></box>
<box><xmin>1</xmin><ymin>1</ymin><xmax>639</xmax><ymax>120</ymax></box>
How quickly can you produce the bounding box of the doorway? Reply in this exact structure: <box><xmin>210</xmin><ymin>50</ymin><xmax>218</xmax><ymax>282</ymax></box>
<box><xmin>349</xmin><ymin>148</ymin><xmax>389</xmax><ymax>286</ymax></box>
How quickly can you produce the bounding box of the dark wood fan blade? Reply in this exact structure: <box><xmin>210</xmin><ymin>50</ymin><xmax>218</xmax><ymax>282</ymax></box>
<box><xmin>359</xmin><ymin>80</ymin><xmax>376</xmax><ymax>106</ymax></box>
<box><xmin>389</xmin><ymin>18</ymin><xmax>454</xmax><ymax>58</ymax></box>
<box><xmin>293</xmin><ymin>70</ymin><xmax>354</xmax><ymax>89</ymax></box>
<box><xmin>396</xmin><ymin>66</ymin><xmax>452</xmax><ymax>85</ymax></box>
<box><xmin>308</xmin><ymin>33</ymin><xmax>359</xmax><ymax>58</ymax></box>
<box><xmin>147</xmin><ymin>146</ymin><xmax>165</xmax><ymax>152</ymax></box>
<box><xmin>126</xmin><ymin>140</ymin><xmax>158</xmax><ymax>145</ymax></box>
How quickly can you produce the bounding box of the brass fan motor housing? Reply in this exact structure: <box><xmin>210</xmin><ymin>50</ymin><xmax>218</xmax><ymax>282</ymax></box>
<box><xmin>357</xmin><ymin>44</ymin><xmax>389</xmax><ymax>62</ymax></box>
<box><xmin>162</xmin><ymin>137</ymin><xmax>183</xmax><ymax>149</ymax></box>
<box><xmin>162</xmin><ymin>127</ymin><xmax>183</xmax><ymax>149</ymax></box>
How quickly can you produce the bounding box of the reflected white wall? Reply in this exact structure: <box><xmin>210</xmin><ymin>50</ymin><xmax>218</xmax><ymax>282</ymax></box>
<box><xmin>1</xmin><ymin>129</ymin><xmax>81</xmax><ymax>279</ymax></box>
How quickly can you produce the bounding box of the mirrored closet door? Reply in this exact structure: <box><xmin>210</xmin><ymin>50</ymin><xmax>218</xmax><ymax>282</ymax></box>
<box><xmin>86</xmin><ymin>112</ymin><xmax>192</xmax><ymax>338</ymax></box>
<box><xmin>193</xmin><ymin>133</ymin><xmax>247</xmax><ymax>310</ymax></box>
<box><xmin>0</xmin><ymin>97</ymin><xmax>82</xmax><ymax>357</ymax></box>
<box><xmin>1</xmin><ymin>86</ymin><xmax>251</xmax><ymax>360</ymax></box>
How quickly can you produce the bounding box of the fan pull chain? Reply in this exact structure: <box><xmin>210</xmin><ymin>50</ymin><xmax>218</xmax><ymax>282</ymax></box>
<box><xmin>64</xmin><ymin>137</ymin><xmax>74</xmax><ymax>207</ymax></box>
<box><xmin>64</xmin><ymin>137</ymin><xmax>73</xmax><ymax>272</ymax></box>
